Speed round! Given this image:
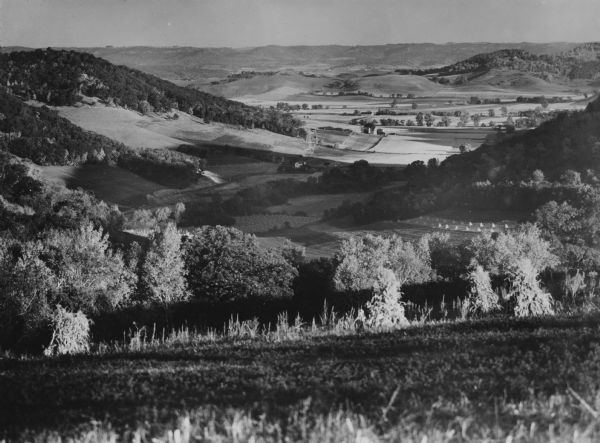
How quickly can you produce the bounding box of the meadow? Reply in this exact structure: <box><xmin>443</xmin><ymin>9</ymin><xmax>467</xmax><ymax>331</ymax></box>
<box><xmin>3</xmin><ymin>315</ymin><xmax>600</xmax><ymax>441</ymax></box>
<box><xmin>40</xmin><ymin>164</ymin><xmax>170</xmax><ymax>207</ymax></box>
<box><xmin>255</xmin><ymin>206</ymin><xmax>523</xmax><ymax>259</ymax></box>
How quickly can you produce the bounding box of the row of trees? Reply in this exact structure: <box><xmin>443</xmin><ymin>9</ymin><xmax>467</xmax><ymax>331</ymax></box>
<box><xmin>0</xmin><ymin>210</ymin><xmax>566</xmax><ymax>353</ymax></box>
<box><xmin>0</xmin><ymin>142</ymin><xmax>588</xmax><ymax>349</ymax></box>
<box><xmin>0</xmin><ymin>222</ymin><xmax>299</xmax><ymax>352</ymax></box>
<box><xmin>332</xmin><ymin>224</ymin><xmax>558</xmax><ymax>327</ymax></box>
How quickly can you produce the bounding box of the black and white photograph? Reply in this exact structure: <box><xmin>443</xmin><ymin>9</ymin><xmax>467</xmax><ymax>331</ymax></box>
<box><xmin>2</xmin><ymin>0</ymin><xmax>600</xmax><ymax>441</ymax></box>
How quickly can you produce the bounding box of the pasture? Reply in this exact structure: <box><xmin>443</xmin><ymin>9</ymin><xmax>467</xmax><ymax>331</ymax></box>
<box><xmin>267</xmin><ymin>192</ymin><xmax>371</xmax><ymax>218</ymax></box>
<box><xmin>2</xmin><ymin>316</ymin><xmax>600</xmax><ymax>441</ymax></box>
<box><xmin>255</xmin><ymin>207</ymin><xmax>523</xmax><ymax>259</ymax></box>
<box><xmin>40</xmin><ymin>164</ymin><xmax>168</xmax><ymax>207</ymax></box>
<box><xmin>234</xmin><ymin>214</ymin><xmax>320</xmax><ymax>233</ymax></box>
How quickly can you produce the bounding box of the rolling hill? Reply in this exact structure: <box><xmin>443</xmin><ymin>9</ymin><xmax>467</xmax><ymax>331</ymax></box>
<box><xmin>78</xmin><ymin>42</ymin><xmax>581</xmax><ymax>82</ymax></box>
<box><xmin>195</xmin><ymin>72</ymin><xmax>444</xmax><ymax>100</ymax></box>
<box><xmin>0</xmin><ymin>43</ymin><xmax>582</xmax><ymax>84</ymax></box>
<box><xmin>415</xmin><ymin>45</ymin><xmax>600</xmax><ymax>86</ymax></box>
<box><xmin>0</xmin><ymin>49</ymin><xmax>304</xmax><ymax>137</ymax></box>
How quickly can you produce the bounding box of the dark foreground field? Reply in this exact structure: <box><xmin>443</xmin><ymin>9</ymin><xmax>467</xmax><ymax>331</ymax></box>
<box><xmin>2</xmin><ymin>316</ymin><xmax>600</xmax><ymax>441</ymax></box>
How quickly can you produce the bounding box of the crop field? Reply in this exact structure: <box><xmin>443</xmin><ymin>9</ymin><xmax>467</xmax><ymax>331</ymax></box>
<box><xmin>3</xmin><ymin>316</ymin><xmax>600</xmax><ymax>440</ymax></box>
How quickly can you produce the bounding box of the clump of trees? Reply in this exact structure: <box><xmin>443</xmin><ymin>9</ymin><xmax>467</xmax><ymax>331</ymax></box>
<box><xmin>333</xmin><ymin>233</ymin><xmax>432</xmax><ymax>327</ymax></box>
<box><xmin>0</xmin><ymin>222</ymin><xmax>136</xmax><ymax>349</ymax></box>
<box><xmin>184</xmin><ymin>226</ymin><xmax>298</xmax><ymax>302</ymax></box>
<box><xmin>330</xmin><ymin>225</ymin><xmax>565</xmax><ymax>327</ymax></box>
<box><xmin>466</xmin><ymin>225</ymin><xmax>558</xmax><ymax>317</ymax></box>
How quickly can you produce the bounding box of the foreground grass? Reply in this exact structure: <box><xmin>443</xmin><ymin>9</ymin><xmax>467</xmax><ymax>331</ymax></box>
<box><xmin>2</xmin><ymin>316</ymin><xmax>600</xmax><ymax>441</ymax></box>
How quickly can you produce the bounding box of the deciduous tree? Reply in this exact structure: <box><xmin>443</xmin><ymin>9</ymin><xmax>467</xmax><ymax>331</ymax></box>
<box><xmin>139</xmin><ymin>223</ymin><xmax>189</xmax><ymax>309</ymax></box>
<box><xmin>184</xmin><ymin>226</ymin><xmax>297</xmax><ymax>301</ymax></box>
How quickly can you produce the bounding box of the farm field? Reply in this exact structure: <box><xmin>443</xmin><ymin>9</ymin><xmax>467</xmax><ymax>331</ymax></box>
<box><xmin>257</xmin><ymin>207</ymin><xmax>524</xmax><ymax>259</ymax></box>
<box><xmin>41</xmin><ymin>93</ymin><xmax>562</xmax><ymax>169</ymax></box>
<box><xmin>2</xmin><ymin>316</ymin><xmax>600</xmax><ymax>440</ymax></box>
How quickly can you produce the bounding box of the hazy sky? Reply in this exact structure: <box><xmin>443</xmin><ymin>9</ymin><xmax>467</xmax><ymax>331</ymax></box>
<box><xmin>1</xmin><ymin>0</ymin><xmax>599</xmax><ymax>48</ymax></box>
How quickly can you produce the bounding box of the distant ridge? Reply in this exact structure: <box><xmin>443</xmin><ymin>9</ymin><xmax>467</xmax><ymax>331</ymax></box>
<box><xmin>406</xmin><ymin>45</ymin><xmax>600</xmax><ymax>84</ymax></box>
<box><xmin>0</xmin><ymin>43</ymin><xmax>585</xmax><ymax>83</ymax></box>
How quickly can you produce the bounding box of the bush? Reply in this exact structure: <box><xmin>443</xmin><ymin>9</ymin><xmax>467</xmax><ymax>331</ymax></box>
<box><xmin>466</xmin><ymin>265</ymin><xmax>500</xmax><ymax>316</ymax></box>
<box><xmin>44</xmin><ymin>306</ymin><xmax>91</xmax><ymax>356</ymax></box>
<box><xmin>508</xmin><ymin>259</ymin><xmax>555</xmax><ymax>317</ymax></box>
<box><xmin>364</xmin><ymin>269</ymin><xmax>408</xmax><ymax>329</ymax></box>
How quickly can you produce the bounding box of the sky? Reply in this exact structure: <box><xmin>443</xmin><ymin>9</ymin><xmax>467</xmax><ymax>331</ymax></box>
<box><xmin>1</xmin><ymin>0</ymin><xmax>599</xmax><ymax>48</ymax></box>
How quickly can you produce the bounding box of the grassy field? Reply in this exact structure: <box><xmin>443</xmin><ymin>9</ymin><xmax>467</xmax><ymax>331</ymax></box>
<box><xmin>267</xmin><ymin>192</ymin><xmax>371</xmax><ymax>218</ymax></box>
<box><xmin>40</xmin><ymin>164</ymin><xmax>169</xmax><ymax>207</ymax></box>
<box><xmin>3</xmin><ymin>316</ymin><xmax>600</xmax><ymax>440</ymax></box>
<box><xmin>234</xmin><ymin>214</ymin><xmax>320</xmax><ymax>233</ymax></box>
<box><xmin>255</xmin><ymin>207</ymin><xmax>521</xmax><ymax>259</ymax></box>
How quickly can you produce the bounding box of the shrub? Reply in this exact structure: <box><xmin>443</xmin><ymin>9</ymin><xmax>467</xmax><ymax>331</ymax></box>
<box><xmin>531</xmin><ymin>169</ymin><xmax>545</xmax><ymax>183</ymax></box>
<box><xmin>364</xmin><ymin>269</ymin><xmax>408</xmax><ymax>329</ymax></box>
<box><xmin>44</xmin><ymin>306</ymin><xmax>91</xmax><ymax>356</ymax></box>
<box><xmin>466</xmin><ymin>265</ymin><xmax>500</xmax><ymax>316</ymax></box>
<box><xmin>508</xmin><ymin>259</ymin><xmax>554</xmax><ymax>317</ymax></box>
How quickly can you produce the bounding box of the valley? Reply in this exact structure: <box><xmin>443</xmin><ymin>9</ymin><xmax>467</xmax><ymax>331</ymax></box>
<box><xmin>3</xmin><ymin>34</ymin><xmax>600</xmax><ymax>441</ymax></box>
<box><xmin>28</xmin><ymin>58</ymin><xmax>592</xmax><ymax>257</ymax></box>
